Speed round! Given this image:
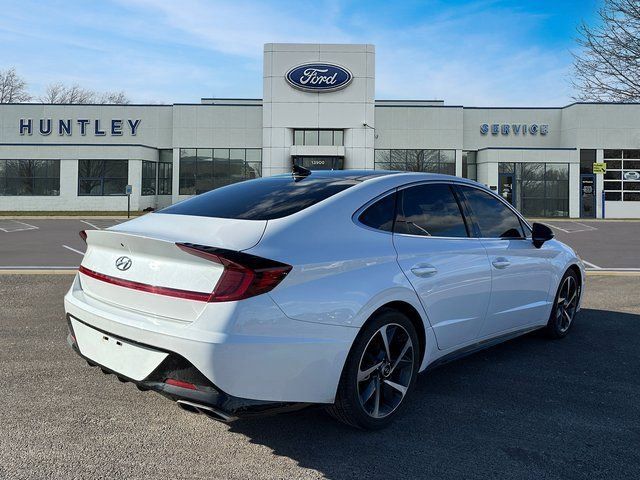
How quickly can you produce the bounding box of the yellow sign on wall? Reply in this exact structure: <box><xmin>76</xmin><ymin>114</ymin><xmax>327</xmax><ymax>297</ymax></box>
<box><xmin>593</xmin><ymin>162</ymin><xmax>607</xmax><ymax>174</ymax></box>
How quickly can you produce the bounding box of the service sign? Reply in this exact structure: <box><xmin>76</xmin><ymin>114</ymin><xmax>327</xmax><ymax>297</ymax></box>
<box><xmin>480</xmin><ymin>123</ymin><xmax>549</xmax><ymax>136</ymax></box>
<box><xmin>285</xmin><ymin>63</ymin><xmax>353</xmax><ymax>92</ymax></box>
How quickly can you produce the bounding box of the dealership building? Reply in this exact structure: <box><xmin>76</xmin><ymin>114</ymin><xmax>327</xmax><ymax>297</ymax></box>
<box><xmin>1</xmin><ymin>43</ymin><xmax>640</xmax><ymax>218</ymax></box>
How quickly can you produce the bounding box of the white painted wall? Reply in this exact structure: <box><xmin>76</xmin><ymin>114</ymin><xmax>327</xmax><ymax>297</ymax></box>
<box><xmin>262</xmin><ymin>43</ymin><xmax>375</xmax><ymax>176</ymax></box>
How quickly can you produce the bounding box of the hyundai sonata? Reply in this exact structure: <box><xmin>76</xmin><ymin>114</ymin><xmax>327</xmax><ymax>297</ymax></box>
<box><xmin>65</xmin><ymin>169</ymin><xmax>583</xmax><ymax>429</ymax></box>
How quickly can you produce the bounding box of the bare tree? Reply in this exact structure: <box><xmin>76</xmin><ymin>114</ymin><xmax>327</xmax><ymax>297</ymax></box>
<box><xmin>40</xmin><ymin>82</ymin><xmax>131</xmax><ymax>104</ymax></box>
<box><xmin>97</xmin><ymin>90</ymin><xmax>131</xmax><ymax>104</ymax></box>
<box><xmin>572</xmin><ymin>0</ymin><xmax>640</xmax><ymax>101</ymax></box>
<box><xmin>0</xmin><ymin>67</ymin><xmax>32</xmax><ymax>103</ymax></box>
<box><xmin>40</xmin><ymin>82</ymin><xmax>95</xmax><ymax>104</ymax></box>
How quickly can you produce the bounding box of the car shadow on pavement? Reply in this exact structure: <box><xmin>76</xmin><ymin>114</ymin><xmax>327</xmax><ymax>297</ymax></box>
<box><xmin>226</xmin><ymin>308</ymin><xmax>640</xmax><ymax>480</ymax></box>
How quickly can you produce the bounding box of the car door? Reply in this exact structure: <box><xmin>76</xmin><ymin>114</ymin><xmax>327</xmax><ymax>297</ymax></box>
<box><xmin>456</xmin><ymin>185</ymin><xmax>555</xmax><ymax>337</ymax></box>
<box><xmin>392</xmin><ymin>182</ymin><xmax>492</xmax><ymax>350</ymax></box>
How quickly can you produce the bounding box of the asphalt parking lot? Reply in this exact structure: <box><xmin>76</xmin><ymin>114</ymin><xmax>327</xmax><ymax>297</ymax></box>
<box><xmin>1</xmin><ymin>273</ymin><xmax>639</xmax><ymax>480</ymax></box>
<box><xmin>0</xmin><ymin>217</ymin><xmax>639</xmax><ymax>272</ymax></box>
<box><xmin>540</xmin><ymin>219</ymin><xmax>640</xmax><ymax>270</ymax></box>
<box><xmin>0</xmin><ymin>218</ymin><xmax>122</xmax><ymax>270</ymax></box>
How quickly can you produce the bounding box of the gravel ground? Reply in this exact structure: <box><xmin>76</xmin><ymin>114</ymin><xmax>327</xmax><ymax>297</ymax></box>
<box><xmin>1</xmin><ymin>274</ymin><xmax>639</xmax><ymax>480</ymax></box>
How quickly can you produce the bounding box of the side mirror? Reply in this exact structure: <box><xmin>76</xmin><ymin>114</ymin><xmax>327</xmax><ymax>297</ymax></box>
<box><xmin>531</xmin><ymin>222</ymin><xmax>554</xmax><ymax>248</ymax></box>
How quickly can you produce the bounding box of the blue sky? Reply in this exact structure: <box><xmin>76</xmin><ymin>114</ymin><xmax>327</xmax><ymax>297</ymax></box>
<box><xmin>0</xmin><ymin>0</ymin><xmax>599</xmax><ymax>105</ymax></box>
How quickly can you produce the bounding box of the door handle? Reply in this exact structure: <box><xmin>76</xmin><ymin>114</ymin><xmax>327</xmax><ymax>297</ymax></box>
<box><xmin>410</xmin><ymin>264</ymin><xmax>438</xmax><ymax>277</ymax></box>
<box><xmin>492</xmin><ymin>257</ymin><xmax>511</xmax><ymax>269</ymax></box>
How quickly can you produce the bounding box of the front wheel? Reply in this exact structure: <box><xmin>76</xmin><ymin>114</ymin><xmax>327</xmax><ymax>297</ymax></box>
<box><xmin>546</xmin><ymin>270</ymin><xmax>580</xmax><ymax>339</ymax></box>
<box><xmin>327</xmin><ymin>309</ymin><xmax>420</xmax><ymax>429</ymax></box>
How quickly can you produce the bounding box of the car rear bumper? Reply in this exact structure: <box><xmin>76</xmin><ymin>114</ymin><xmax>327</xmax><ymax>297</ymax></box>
<box><xmin>66</xmin><ymin>315</ymin><xmax>307</xmax><ymax>420</ymax></box>
<box><xmin>64</xmin><ymin>274</ymin><xmax>358</xmax><ymax>406</ymax></box>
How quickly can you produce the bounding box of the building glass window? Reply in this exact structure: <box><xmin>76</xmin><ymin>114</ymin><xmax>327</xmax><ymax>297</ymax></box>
<box><xmin>78</xmin><ymin>160</ymin><xmax>128</xmax><ymax>196</ymax></box>
<box><xmin>604</xmin><ymin>149</ymin><xmax>640</xmax><ymax>201</ymax></box>
<box><xmin>318</xmin><ymin>130</ymin><xmax>333</xmax><ymax>145</ymax></box>
<box><xmin>499</xmin><ymin>162</ymin><xmax>569</xmax><ymax>217</ymax></box>
<box><xmin>158</xmin><ymin>150</ymin><xmax>173</xmax><ymax>195</ymax></box>
<box><xmin>374</xmin><ymin>149</ymin><xmax>456</xmax><ymax>175</ymax></box>
<box><xmin>304</xmin><ymin>130</ymin><xmax>319</xmax><ymax>146</ymax></box>
<box><xmin>179</xmin><ymin>148</ymin><xmax>262</xmax><ymax>195</ymax></box>
<box><xmin>141</xmin><ymin>161</ymin><xmax>156</xmax><ymax>196</ymax></box>
<box><xmin>462</xmin><ymin>151</ymin><xmax>477</xmax><ymax>180</ymax></box>
<box><xmin>0</xmin><ymin>159</ymin><xmax>60</xmax><ymax>196</ymax></box>
<box><xmin>293</xmin><ymin>129</ymin><xmax>344</xmax><ymax>146</ymax></box>
<box><xmin>580</xmin><ymin>149</ymin><xmax>596</xmax><ymax>174</ymax></box>
<box><xmin>246</xmin><ymin>149</ymin><xmax>262</xmax><ymax>179</ymax></box>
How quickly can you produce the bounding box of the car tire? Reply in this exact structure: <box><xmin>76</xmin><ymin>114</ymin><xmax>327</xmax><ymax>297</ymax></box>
<box><xmin>327</xmin><ymin>308</ymin><xmax>420</xmax><ymax>429</ymax></box>
<box><xmin>545</xmin><ymin>269</ymin><xmax>580</xmax><ymax>339</ymax></box>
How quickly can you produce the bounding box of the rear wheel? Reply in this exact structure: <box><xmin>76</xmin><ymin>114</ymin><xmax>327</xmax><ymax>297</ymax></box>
<box><xmin>327</xmin><ymin>309</ymin><xmax>420</xmax><ymax>429</ymax></box>
<box><xmin>546</xmin><ymin>270</ymin><xmax>580</xmax><ymax>339</ymax></box>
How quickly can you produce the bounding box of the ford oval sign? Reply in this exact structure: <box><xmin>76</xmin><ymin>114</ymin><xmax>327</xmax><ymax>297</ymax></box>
<box><xmin>285</xmin><ymin>63</ymin><xmax>353</xmax><ymax>92</ymax></box>
<box><xmin>624</xmin><ymin>171</ymin><xmax>640</xmax><ymax>180</ymax></box>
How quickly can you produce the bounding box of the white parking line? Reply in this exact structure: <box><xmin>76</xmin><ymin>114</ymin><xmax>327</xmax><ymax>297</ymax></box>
<box><xmin>582</xmin><ymin>260</ymin><xmax>602</xmax><ymax>270</ymax></box>
<box><xmin>62</xmin><ymin>245</ymin><xmax>85</xmax><ymax>255</ymax></box>
<box><xmin>589</xmin><ymin>267</ymin><xmax>640</xmax><ymax>271</ymax></box>
<box><xmin>543</xmin><ymin>222</ymin><xmax>572</xmax><ymax>233</ymax></box>
<box><xmin>571</xmin><ymin>221</ymin><xmax>598</xmax><ymax>232</ymax></box>
<box><xmin>80</xmin><ymin>219</ymin><xmax>101</xmax><ymax>230</ymax></box>
<box><xmin>0</xmin><ymin>220</ymin><xmax>39</xmax><ymax>233</ymax></box>
<box><xmin>542</xmin><ymin>221</ymin><xmax>597</xmax><ymax>234</ymax></box>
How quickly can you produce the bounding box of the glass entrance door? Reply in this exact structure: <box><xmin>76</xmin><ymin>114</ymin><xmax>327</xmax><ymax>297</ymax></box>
<box><xmin>498</xmin><ymin>172</ymin><xmax>515</xmax><ymax>206</ymax></box>
<box><xmin>580</xmin><ymin>174</ymin><xmax>596</xmax><ymax>218</ymax></box>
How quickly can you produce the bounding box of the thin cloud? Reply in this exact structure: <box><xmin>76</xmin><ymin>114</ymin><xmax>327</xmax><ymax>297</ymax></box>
<box><xmin>0</xmin><ymin>0</ymin><xmax>584</xmax><ymax>104</ymax></box>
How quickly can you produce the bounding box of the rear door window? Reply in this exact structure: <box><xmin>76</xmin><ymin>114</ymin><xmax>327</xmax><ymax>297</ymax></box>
<box><xmin>358</xmin><ymin>192</ymin><xmax>396</xmax><ymax>232</ymax></box>
<box><xmin>159</xmin><ymin>176</ymin><xmax>357</xmax><ymax>220</ymax></box>
<box><xmin>457</xmin><ymin>185</ymin><xmax>525</xmax><ymax>238</ymax></box>
<box><xmin>395</xmin><ymin>183</ymin><xmax>469</xmax><ymax>238</ymax></box>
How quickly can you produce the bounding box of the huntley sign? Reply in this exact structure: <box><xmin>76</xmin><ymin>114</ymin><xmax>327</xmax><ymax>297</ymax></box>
<box><xmin>19</xmin><ymin>118</ymin><xmax>142</xmax><ymax>136</ymax></box>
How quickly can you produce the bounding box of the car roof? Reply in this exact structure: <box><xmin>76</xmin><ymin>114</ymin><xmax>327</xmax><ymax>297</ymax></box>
<box><xmin>274</xmin><ymin>169</ymin><xmax>400</xmax><ymax>181</ymax></box>
<box><xmin>273</xmin><ymin>169</ymin><xmax>487</xmax><ymax>186</ymax></box>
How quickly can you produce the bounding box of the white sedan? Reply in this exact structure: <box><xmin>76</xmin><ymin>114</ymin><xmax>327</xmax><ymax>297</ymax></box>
<box><xmin>65</xmin><ymin>169</ymin><xmax>584</xmax><ymax>429</ymax></box>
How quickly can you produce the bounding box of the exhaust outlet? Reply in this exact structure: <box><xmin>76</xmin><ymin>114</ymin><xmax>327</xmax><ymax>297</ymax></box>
<box><xmin>176</xmin><ymin>400</ymin><xmax>237</xmax><ymax>422</ymax></box>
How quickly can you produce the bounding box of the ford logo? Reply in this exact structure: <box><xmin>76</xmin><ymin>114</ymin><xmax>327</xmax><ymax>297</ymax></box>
<box><xmin>285</xmin><ymin>63</ymin><xmax>353</xmax><ymax>92</ymax></box>
<box><xmin>115</xmin><ymin>256</ymin><xmax>132</xmax><ymax>271</ymax></box>
<box><xmin>623</xmin><ymin>171</ymin><xmax>640</xmax><ymax>180</ymax></box>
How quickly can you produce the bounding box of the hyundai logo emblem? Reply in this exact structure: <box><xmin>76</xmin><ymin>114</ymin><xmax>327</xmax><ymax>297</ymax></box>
<box><xmin>115</xmin><ymin>256</ymin><xmax>132</xmax><ymax>271</ymax></box>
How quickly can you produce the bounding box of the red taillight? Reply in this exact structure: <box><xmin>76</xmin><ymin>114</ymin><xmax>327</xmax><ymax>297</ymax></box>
<box><xmin>176</xmin><ymin>243</ymin><xmax>291</xmax><ymax>302</ymax></box>
<box><xmin>79</xmin><ymin>230</ymin><xmax>88</xmax><ymax>243</ymax></box>
<box><xmin>165</xmin><ymin>378</ymin><xmax>198</xmax><ymax>390</ymax></box>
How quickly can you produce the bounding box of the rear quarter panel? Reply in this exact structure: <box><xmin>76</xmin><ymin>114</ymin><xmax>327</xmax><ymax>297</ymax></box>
<box><xmin>246</xmin><ymin>178</ymin><xmax>429</xmax><ymax>330</ymax></box>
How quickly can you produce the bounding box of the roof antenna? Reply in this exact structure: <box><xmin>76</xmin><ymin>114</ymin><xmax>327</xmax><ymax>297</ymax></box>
<box><xmin>292</xmin><ymin>163</ymin><xmax>311</xmax><ymax>179</ymax></box>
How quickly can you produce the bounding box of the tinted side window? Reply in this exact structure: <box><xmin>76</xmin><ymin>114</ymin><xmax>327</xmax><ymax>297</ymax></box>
<box><xmin>359</xmin><ymin>192</ymin><xmax>396</xmax><ymax>232</ymax></box>
<box><xmin>458</xmin><ymin>186</ymin><xmax>525</xmax><ymax>238</ymax></box>
<box><xmin>395</xmin><ymin>184</ymin><xmax>469</xmax><ymax>238</ymax></box>
<box><xmin>160</xmin><ymin>176</ymin><xmax>357</xmax><ymax>220</ymax></box>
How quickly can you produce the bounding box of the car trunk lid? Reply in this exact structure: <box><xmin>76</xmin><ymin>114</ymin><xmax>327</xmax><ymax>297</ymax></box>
<box><xmin>78</xmin><ymin>214</ymin><xmax>267</xmax><ymax>322</ymax></box>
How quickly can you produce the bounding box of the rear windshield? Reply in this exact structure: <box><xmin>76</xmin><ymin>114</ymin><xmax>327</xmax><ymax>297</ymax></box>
<box><xmin>159</xmin><ymin>176</ymin><xmax>358</xmax><ymax>220</ymax></box>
